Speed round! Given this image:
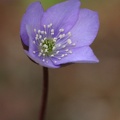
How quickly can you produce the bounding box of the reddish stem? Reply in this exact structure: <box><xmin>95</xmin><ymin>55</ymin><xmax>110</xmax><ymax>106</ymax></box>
<box><xmin>39</xmin><ymin>67</ymin><xmax>49</xmax><ymax>120</ymax></box>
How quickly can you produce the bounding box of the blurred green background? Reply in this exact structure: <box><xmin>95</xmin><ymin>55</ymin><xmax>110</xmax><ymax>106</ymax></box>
<box><xmin>0</xmin><ymin>0</ymin><xmax>120</xmax><ymax>120</ymax></box>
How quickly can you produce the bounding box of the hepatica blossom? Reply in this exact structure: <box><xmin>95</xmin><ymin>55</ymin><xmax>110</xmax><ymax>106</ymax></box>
<box><xmin>20</xmin><ymin>0</ymin><xmax>99</xmax><ymax>68</ymax></box>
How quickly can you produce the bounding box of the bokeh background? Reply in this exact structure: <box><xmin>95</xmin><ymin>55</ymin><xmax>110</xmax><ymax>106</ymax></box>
<box><xmin>0</xmin><ymin>0</ymin><xmax>120</xmax><ymax>120</ymax></box>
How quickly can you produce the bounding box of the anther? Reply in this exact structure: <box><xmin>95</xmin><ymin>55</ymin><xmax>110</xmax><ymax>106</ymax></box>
<box><xmin>58</xmin><ymin>44</ymin><xmax>61</xmax><ymax>47</ymax></box>
<box><xmin>43</xmin><ymin>54</ymin><xmax>45</xmax><ymax>56</ymax></box>
<box><xmin>51</xmin><ymin>54</ymin><xmax>54</xmax><ymax>57</ymax></box>
<box><xmin>54</xmin><ymin>61</ymin><xmax>57</xmax><ymax>63</ymax></box>
<box><xmin>44</xmin><ymin>37</ymin><xmax>47</xmax><ymax>40</ymax></box>
<box><xmin>36</xmin><ymin>34</ymin><xmax>39</xmax><ymax>37</ymax></box>
<box><xmin>56</xmin><ymin>51</ymin><xmax>59</xmax><ymax>54</ymax></box>
<box><xmin>45</xmin><ymin>49</ymin><xmax>48</xmax><ymax>52</ymax></box>
<box><xmin>39</xmin><ymin>35</ymin><xmax>42</xmax><ymax>39</ymax></box>
<box><xmin>45</xmin><ymin>31</ymin><xmax>47</xmax><ymax>35</ymax></box>
<box><xmin>35</xmin><ymin>36</ymin><xmax>38</xmax><ymax>40</ymax></box>
<box><xmin>65</xmin><ymin>49</ymin><xmax>69</xmax><ymax>52</ymax></box>
<box><xmin>59</xmin><ymin>29</ymin><xmax>64</xmax><ymax>32</ymax></box>
<box><xmin>51</xmin><ymin>29</ymin><xmax>54</xmax><ymax>33</ymax></box>
<box><xmin>62</xmin><ymin>45</ymin><xmax>66</xmax><ymax>48</ymax></box>
<box><xmin>43</xmin><ymin>44</ymin><xmax>48</xmax><ymax>48</ymax></box>
<box><xmin>38</xmin><ymin>53</ymin><xmax>42</xmax><ymax>56</ymax></box>
<box><xmin>52</xmin><ymin>46</ymin><xmax>56</xmax><ymax>50</ymax></box>
<box><xmin>43</xmin><ymin>25</ymin><xmax>46</xmax><ymax>28</ymax></box>
<box><xmin>41</xmin><ymin>31</ymin><xmax>45</xmax><ymax>34</ymax></box>
<box><xmin>68</xmin><ymin>32</ymin><xmax>72</xmax><ymax>36</ymax></box>
<box><xmin>51</xmin><ymin>32</ymin><xmax>54</xmax><ymax>35</ymax></box>
<box><xmin>61</xmin><ymin>54</ymin><xmax>65</xmax><ymax>57</ymax></box>
<box><xmin>34</xmin><ymin>29</ymin><xmax>36</xmax><ymax>32</ymax></box>
<box><xmin>50</xmin><ymin>23</ymin><xmax>53</xmax><ymax>26</ymax></box>
<box><xmin>40</xmin><ymin>43</ymin><xmax>42</xmax><ymax>46</ymax></box>
<box><xmin>38</xmin><ymin>30</ymin><xmax>41</xmax><ymax>34</ymax></box>
<box><xmin>72</xmin><ymin>43</ymin><xmax>76</xmax><ymax>46</ymax></box>
<box><xmin>33</xmin><ymin>41</ymin><xmax>35</xmax><ymax>44</ymax></box>
<box><xmin>67</xmin><ymin>39</ymin><xmax>72</xmax><ymax>44</ymax></box>
<box><xmin>41</xmin><ymin>39</ymin><xmax>44</xmax><ymax>43</ymax></box>
<box><xmin>69</xmin><ymin>50</ymin><xmax>72</xmax><ymax>54</ymax></box>
<box><xmin>41</xmin><ymin>49</ymin><xmax>43</xmax><ymax>53</ymax></box>
<box><xmin>33</xmin><ymin>51</ymin><xmax>36</xmax><ymax>54</ymax></box>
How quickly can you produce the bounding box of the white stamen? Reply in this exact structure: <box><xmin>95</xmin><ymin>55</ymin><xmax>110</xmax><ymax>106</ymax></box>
<box><xmin>54</xmin><ymin>38</ymin><xmax>57</xmax><ymax>40</ymax></box>
<box><xmin>62</xmin><ymin>34</ymin><xmax>65</xmax><ymax>38</ymax></box>
<box><xmin>33</xmin><ymin>51</ymin><xmax>36</xmax><ymax>54</ymax></box>
<box><xmin>50</xmin><ymin>23</ymin><xmax>53</xmax><ymax>27</ymax></box>
<box><xmin>45</xmin><ymin>49</ymin><xmax>48</xmax><ymax>52</ymax></box>
<box><xmin>65</xmin><ymin>49</ymin><xmax>69</xmax><ymax>52</ymax></box>
<box><xmin>43</xmin><ymin>54</ymin><xmax>45</xmax><ymax>56</ymax></box>
<box><xmin>41</xmin><ymin>39</ymin><xmax>44</xmax><ymax>43</ymax></box>
<box><xmin>33</xmin><ymin>41</ymin><xmax>35</xmax><ymax>44</ymax></box>
<box><xmin>53</xmin><ymin>39</ymin><xmax>56</xmax><ymax>42</ymax></box>
<box><xmin>43</xmin><ymin>44</ymin><xmax>48</xmax><ymax>48</ymax></box>
<box><xmin>38</xmin><ymin>53</ymin><xmax>42</xmax><ymax>56</ymax></box>
<box><xmin>69</xmin><ymin>50</ymin><xmax>72</xmax><ymax>54</ymax></box>
<box><xmin>51</xmin><ymin>54</ymin><xmax>54</xmax><ymax>57</ymax></box>
<box><xmin>44</xmin><ymin>25</ymin><xmax>46</xmax><ymax>28</ymax></box>
<box><xmin>34</xmin><ymin>29</ymin><xmax>36</xmax><ymax>32</ymax></box>
<box><xmin>54</xmin><ymin>61</ymin><xmax>57</xmax><ymax>63</ymax></box>
<box><xmin>67</xmin><ymin>39</ymin><xmax>72</xmax><ymax>44</ymax></box>
<box><xmin>62</xmin><ymin>45</ymin><xmax>66</xmax><ymax>48</ymax></box>
<box><xmin>41</xmin><ymin>49</ymin><xmax>43</xmax><ymax>53</ymax></box>
<box><xmin>68</xmin><ymin>32</ymin><xmax>72</xmax><ymax>36</ymax></box>
<box><xmin>38</xmin><ymin>30</ymin><xmax>41</xmax><ymax>34</ymax></box>
<box><xmin>51</xmin><ymin>32</ymin><xmax>54</xmax><ymax>35</ymax></box>
<box><xmin>35</xmin><ymin>36</ymin><xmax>38</xmax><ymax>40</ymax></box>
<box><xmin>36</xmin><ymin>34</ymin><xmax>39</xmax><ymax>37</ymax></box>
<box><xmin>61</xmin><ymin>54</ymin><xmax>65</xmax><ymax>57</ymax></box>
<box><xmin>41</xmin><ymin>31</ymin><xmax>45</xmax><ymax>34</ymax></box>
<box><xmin>59</xmin><ymin>34</ymin><xmax>63</xmax><ymax>39</ymax></box>
<box><xmin>56</xmin><ymin>51</ymin><xmax>59</xmax><ymax>54</ymax></box>
<box><xmin>52</xmin><ymin>46</ymin><xmax>56</xmax><ymax>50</ymax></box>
<box><xmin>47</xmin><ymin>25</ymin><xmax>50</xmax><ymax>28</ymax></box>
<box><xmin>58</xmin><ymin>44</ymin><xmax>61</xmax><ymax>47</ymax></box>
<box><xmin>40</xmin><ymin>43</ymin><xmax>42</xmax><ymax>46</ymax></box>
<box><xmin>51</xmin><ymin>29</ymin><xmax>54</xmax><ymax>33</ymax></box>
<box><xmin>43</xmin><ymin>59</ymin><xmax>45</xmax><ymax>62</ymax></box>
<box><xmin>39</xmin><ymin>35</ymin><xmax>42</xmax><ymax>39</ymax></box>
<box><xmin>44</xmin><ymin>37</ymin><xmax>47</xmax><ymax>40</ymax></box>
<box><xmin>45</xmin><ymin>31</ymin><xmax>47</xmax><ymax>35</ymax></box>
<box><xmin>72</xmin><ymin>43</ymin><xmax>76</xmax><ymax>46</ymax></box>
<box><xmin>59</xmin><ymin>29</ymin><xmax>64</xmax><ymax>32</ymax></box>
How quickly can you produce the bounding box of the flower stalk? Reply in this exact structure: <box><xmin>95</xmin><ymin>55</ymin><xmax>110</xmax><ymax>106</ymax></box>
<box><xmin>39</xmin><ymin>67</ymin><xmax>49</xmax><ymax>120</ymax></box>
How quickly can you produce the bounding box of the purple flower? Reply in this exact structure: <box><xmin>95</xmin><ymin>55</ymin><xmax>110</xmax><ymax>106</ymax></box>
<box><xmin>20</xmin><ymin>0</ymin><xmax>99</xmax><ymax>68</ymax></box>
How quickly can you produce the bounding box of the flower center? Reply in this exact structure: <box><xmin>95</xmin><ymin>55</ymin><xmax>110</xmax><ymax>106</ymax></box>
<box><xmin>42</xmin><ymin>39</ymin><xmax>55</xmax><ymax>55</ymax></box>
<box><xmin>32</xmin><ymin>23</ymin><xmax>76</xmax><ymax>63</ymax></box>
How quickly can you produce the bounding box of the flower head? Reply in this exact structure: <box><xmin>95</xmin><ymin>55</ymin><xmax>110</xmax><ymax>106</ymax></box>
<box><xmin>20</xmin><ymin>0</ymin><xmax>99</xmax><ymax>68</ymax></box>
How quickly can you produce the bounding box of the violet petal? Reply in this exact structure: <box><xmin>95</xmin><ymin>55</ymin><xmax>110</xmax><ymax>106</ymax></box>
<box><xmin>41</xmin><ymin>0</ymin><xmax>80</xmax><ymax>33</ymax></box>
<box><xmin>71</xmin><ymin>9</ymin><xmax>99</xmax><ymax>47</ymax></box>
<box><xmin>20</xmin><ymin>2</ymin><xmax>44</xmax><ymax>46</ymax></box>
<box><xmin>54</xmin><ymin>46</ymin><xmax>99</xmax><ymax>65</ymax></box>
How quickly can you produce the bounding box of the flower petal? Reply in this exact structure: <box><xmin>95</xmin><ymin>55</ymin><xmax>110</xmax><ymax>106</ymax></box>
<box><xmin>71</xmin><ymin>9</ymin><xmax>99</xmax><ymax>47</ymax></box>
<box><xmin>20</xmin><ymin>2</ymin><xmax>44</xmax><ymax>46</ymax></box>
<box><xmin>54</xmin><ymin>46</ymin><xmax>99</xmax><ymax>65</ymax></box>
<box><xmin>25</xmin><ymin>25</ymin><xmax>60</xmax><ymax>68</ymax></box>
<box><xmin>41</xmin><ymin>0</ymin><xmax>80</xmax><ymax>33</ymax></box>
